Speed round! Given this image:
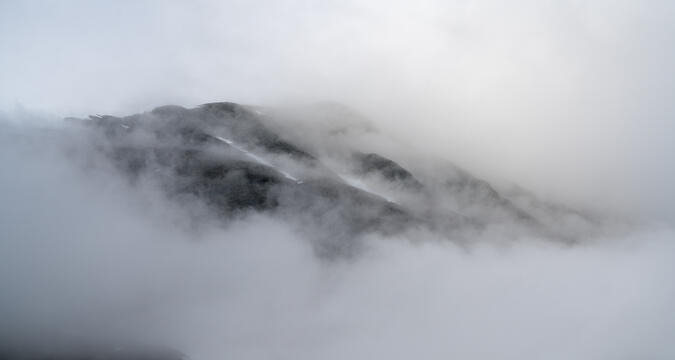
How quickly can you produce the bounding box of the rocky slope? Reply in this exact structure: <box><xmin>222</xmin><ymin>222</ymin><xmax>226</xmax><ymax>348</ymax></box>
<box><xmin>65</xmin><ymin>101</ymin><xmax>599</xmax><ymax>254</ymax></box>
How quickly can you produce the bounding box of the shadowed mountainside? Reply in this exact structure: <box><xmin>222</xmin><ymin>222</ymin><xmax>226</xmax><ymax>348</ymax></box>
<box><xmin>65</xmin><ymin>101</ymin><xmax>601</xmax><ymax>253</ymax></box>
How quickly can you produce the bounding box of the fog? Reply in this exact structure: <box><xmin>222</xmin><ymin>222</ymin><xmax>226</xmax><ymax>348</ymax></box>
<box><xmin>1</xmin><ymin>1</ymin><xmax>675</xmax><ymax>359</ymax></box>
<box><xmin>0</xmin><ymin>123</ymin><xmax>673</xmax><ymax>359</ymax></box>
<box><xmin>2</xmin><ymin>0</ymin><xmax>675</xmax><ymax>218</ymax></box>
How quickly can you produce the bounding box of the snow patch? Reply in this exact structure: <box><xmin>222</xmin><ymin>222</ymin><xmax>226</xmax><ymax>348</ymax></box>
<box><xmin>215</xmin><ymin>136</ymin><xmax>302</xmax><ymax>184</ymax></box>
<box><xmin>338</xmin><ymin>174</ymin><xmax>397</xmax><ymax>203</ymax></box>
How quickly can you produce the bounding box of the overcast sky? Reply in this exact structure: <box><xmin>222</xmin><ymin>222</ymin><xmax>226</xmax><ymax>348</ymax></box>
<box><xmin>1</xmin><ymin>0</ymin><xmax>674</xmax><ymax>221</ymax></box>
<box><xmin>2</xmin><ymin>3</ymin><xmax>675</xmax><ymax>359</ymax></box>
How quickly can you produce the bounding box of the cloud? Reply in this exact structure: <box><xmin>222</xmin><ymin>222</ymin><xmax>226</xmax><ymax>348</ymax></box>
<box><xmin>1</xmin><ymin>1</ymin><xmax>675</xmax><ymax>358</ymax></box>
<box><xmin>1</xmin><ymin>0</ymin><xmax>674</xmax><ymax>220</ymax></box>
<box><xmin>0</xmin><ymin>111</ymin><xmax>674</xmax><ymax>360</ymax></box>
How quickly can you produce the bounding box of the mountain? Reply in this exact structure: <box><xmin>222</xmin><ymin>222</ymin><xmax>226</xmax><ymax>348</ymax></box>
<box><xmin>0</xmin><ymin>100</ymin><xmax>609</xmax><ymax>360</ymax></box>
<box><xmin>65</xmin><ymin>101</ymin><xmax>600</xmax><ymax>255</ymax></box>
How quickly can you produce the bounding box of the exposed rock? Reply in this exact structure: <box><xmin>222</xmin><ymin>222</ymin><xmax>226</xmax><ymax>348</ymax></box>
<box><xmin>67</xmin><ymin>100</ymin><xmax>598</xmax><ymax>250</ymax></box>
<box><xmin>353</xmin><ymin>152</ymin><xmax>423</xmax><ymax>189</ymax></box>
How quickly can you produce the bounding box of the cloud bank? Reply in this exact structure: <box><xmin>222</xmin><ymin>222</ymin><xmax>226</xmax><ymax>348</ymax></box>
<box><xmin>1</xmin><ymin>1</ymin><xmax>675</xmax><ymax>359</ymax></box>
<box><xmin>0</xmin><ymin>110</ymin><xmax>674</xmax><ymax>360</ymax></box>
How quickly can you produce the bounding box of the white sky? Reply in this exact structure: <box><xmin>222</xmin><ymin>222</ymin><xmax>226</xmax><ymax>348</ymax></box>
<box><xmin>2</xmin><ymin>3</ymin><xmax>675</xmax><ymax>358</ymax></box>
<box><xmin>1</xmin><ymin>0</ymin><xmax>674</xmax><ymax>221</ymax></box>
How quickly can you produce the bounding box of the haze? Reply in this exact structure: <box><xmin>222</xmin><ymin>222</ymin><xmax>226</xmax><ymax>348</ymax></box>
<box><xmin>2</xmin><ymin>0</ymin><xmax>674</xmax><ymax>219</ymax></box>
<box><xmin>1</xmin><ymin>1</ymin><xmax>674</xmax><ymax>359</ymax></box>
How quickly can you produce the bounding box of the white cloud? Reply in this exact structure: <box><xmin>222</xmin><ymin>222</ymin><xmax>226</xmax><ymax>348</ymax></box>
<box><xmin>0</xmin><ymin>117</ymin><xmax>674</xmax><ymax>360</ymax></box>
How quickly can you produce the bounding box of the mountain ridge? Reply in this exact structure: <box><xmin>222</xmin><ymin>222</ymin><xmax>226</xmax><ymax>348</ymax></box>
<box><xmin>64</xmin><ymin>101</ymin><xmax>602</xmax><ymax>254</ymax></box>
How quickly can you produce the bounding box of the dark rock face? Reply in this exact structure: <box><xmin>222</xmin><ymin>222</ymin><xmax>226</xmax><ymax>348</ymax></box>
<box><xmin>75</xmin><ymin>102</ymin><xmax>418</xmax><ymax>249</ymax></box>
<box><xmin>69</xmin><ymin>100</ymin><xmax>597</xmax><ymax>250</ymax></box>
<box><xmin>199</xmin><ymin>102</ymin><xmax>315</xmax><ymax>161</ymax></box>
<box><xmin>353</xmin><ymin>152</ymin><xmax>423</xmax><ymax>189</ymax></box>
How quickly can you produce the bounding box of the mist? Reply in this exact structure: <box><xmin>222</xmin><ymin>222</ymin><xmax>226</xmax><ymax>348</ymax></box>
<box><xmin>1</xmin><ymin>1</ymin><xmax>675</xmax><ymax>359</ymax></box>
<box><xmin>0</xmin><ymin>122</ymin><xmax>674</xmax><ymax>359</ymax></box>
<box><xmin>2</xmin><ymin>0</ymin><xmax>675</xmax><ymax>218</ymax></box>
